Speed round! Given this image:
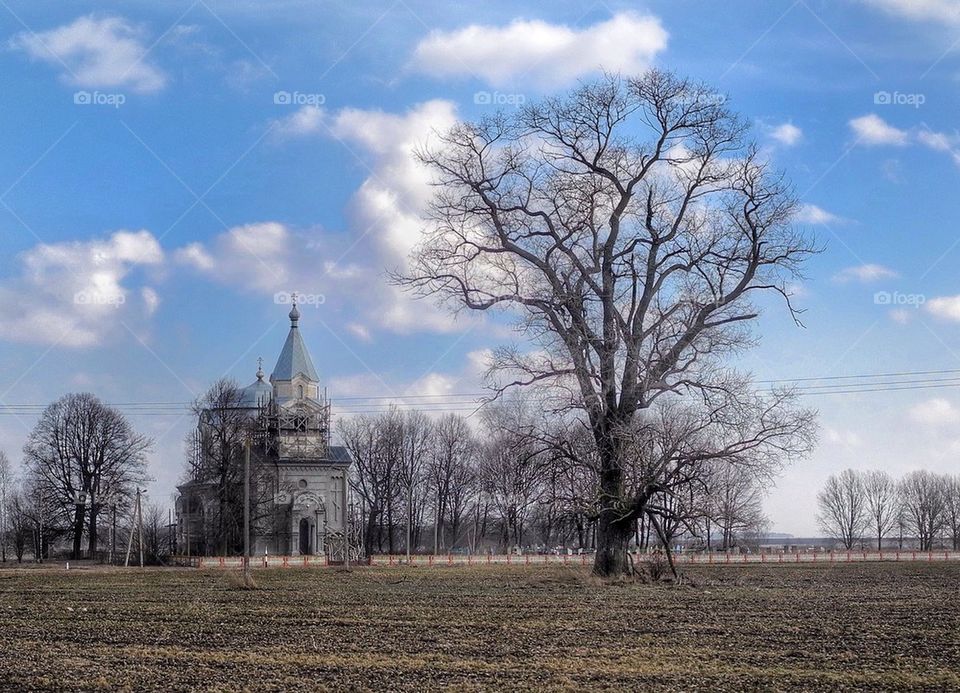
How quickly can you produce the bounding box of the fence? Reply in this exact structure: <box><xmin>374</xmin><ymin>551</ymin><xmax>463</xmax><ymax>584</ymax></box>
<box><xmin>173</xmin><ymin>550</ymin><xmax>960</xmax><ymax>569</ymax></box>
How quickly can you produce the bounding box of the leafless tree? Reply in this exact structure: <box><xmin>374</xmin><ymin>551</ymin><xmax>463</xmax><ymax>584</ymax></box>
<box><xmin>8</xmin><ymin>485</ymin><xmax>32</xmax><ymax>563</ymax></box>
<box><xmin>398</xmin><ymin>70</ymin><xmax>816</xmax><ymax>576</ymax></box>
<box><xmin>428</xmin><ymin>414</ymin><xmax>476</xmax><ymax>552</ymax></box>
<box><xmin>817</xmin><ymin>469</ymin><xmax>867</xmax><ymax>550</ymax></box>
<box><xmin>184</xmin><ymin>379</ymin><xmax>252</xmax><ymax>555</ymax></box>
<box><xmin>944</xmin><ymin>475</ymin><xmax>960</xmax><ymax>551</ymax></box>
<box><xmin>862</xmin><ymin>470</ymin><xmax>898</xmax><ymax>551</ymax></box>
<box><xmin>23</xmin><ymin>393</ymin><xmax>151</xmax><ymax>559</ymax></box>
<box><xmin>704</xmin><ymin>463</ymin><xmax>767</xmax><ymax>551</ymax></box>
<box><xmin>899</xmin><ymin>470</ymin><xmax>948</xmax><ymax>551</ymax></box>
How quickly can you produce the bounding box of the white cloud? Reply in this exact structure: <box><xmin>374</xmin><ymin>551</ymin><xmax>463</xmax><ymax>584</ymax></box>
<box><xmin>925</xmin><ymin>295</ymin><xmax>960</xmax><ymax>321</ymax></box>
<box><xmin>346</xmin><ymin>322</ymin><xmax>372</xmax><ymax>342</ymax></box>
<box><xmin>10</xmin><ymin>15</ymin><xmax>167</xmax><ymax>93</ymax></box>
<box><xmin>795</xmin><ymin>203</ymin><xmax>842</xmax><ymax>225</ymax></box>
<box><xmin>917</xmin><ymin>128</ymin><xmax>960</xmax><ymax>166</ymax></box>
<box><xmin>410</xmin><ymin>13</ymin><xmax>668</xmax><ymax>88</ymax></box>
<box><xmin>0</xmin><ymin>229</ymin><xmax>163</xmax><ymax>346</ymax></box>
<box><xmin>141</xmin><ymin>286</ymin><xmax>160</xmax><ymax>315</ymax></box>
<box><xmin>175</xmin><ymin>221</ymin><xmax>293</xmax><ymax>292</ymax></box>
<box><xmin>849</xmin><ymin>114</ymin><xmax>909</xmax><ymax>146</ymax></box>
<box><xmin>863</xmin><ymin>0</ymin><xmax>960</xmax><ymax>24</ymax></box>
<box><xmin>770</xmin><ymin>122</ymin><xmax>802</xmax><ymax>146</ymax></box>
<box><xmin>824</xmin><ymin>427</ymin><xmax>862</xmax><ymax>448</ymax></box>
<box><xmin>274</xmin><ymin>106</ymin><xmax>325</xmax><ymax>137</ymax></box>
<box><xmin>909</xmin><ymin>397</ymin><xmax>960</xmax><ymax>425</ymax></box>
<box><xmin>832</xmin><ymin>263</ymin><xmax>898</xmax><ymax>283</ymax></box>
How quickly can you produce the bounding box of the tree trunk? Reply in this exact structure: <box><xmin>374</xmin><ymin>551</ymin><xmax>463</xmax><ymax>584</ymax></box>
<box><xmin>593</xmin><ymin>509</ymin><xmax>634</xmax><ymax>577</ymax></box>
<box><xmin>71</xmin><ymin>504</ymin><xmax>86</xmax><ymax>559</ymax></box>
<box><xmin>88</xmin><ymin>504</ymin><xmax>99</xmax><ymax>557</ymax></box>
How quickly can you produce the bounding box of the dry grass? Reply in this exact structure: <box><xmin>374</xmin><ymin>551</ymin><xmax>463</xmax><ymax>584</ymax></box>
<box><xmin>0</xmin><ymin>562</ymin><xmax>957</xmax><ymax>691</ymax></box>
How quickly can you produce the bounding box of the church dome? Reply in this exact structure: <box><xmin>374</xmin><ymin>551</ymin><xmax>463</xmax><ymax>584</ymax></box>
<box><xmin>239</xmin><ymin>360</ymin><xmax>273</xmax><ymax>408</ymax></box>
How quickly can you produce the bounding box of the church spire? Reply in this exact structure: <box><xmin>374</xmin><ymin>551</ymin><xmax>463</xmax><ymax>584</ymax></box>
<box><xmin>289</xmin><ymin>293</ymin><xmax>300</xmax><ymax>327</ymax></box>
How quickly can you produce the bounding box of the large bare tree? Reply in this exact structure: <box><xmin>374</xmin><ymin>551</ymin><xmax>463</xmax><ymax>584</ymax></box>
<box><xmin>23</xmin><ymin>393</ymin><xmax>151</xmax><ymax>559</ymax></box>
<box><xmin>817</xmin><ymin>469</ymin><xmax>867</xmax><ymax>550</ymax></box>
<box><xmin>862</xmin><ymin>470</ymin><xmax>898</xmax><ymax>551</ymax></box>
<box><xmin>399</xmin><ymin>71</ymin><xmax>816</xmax><ymax>575</ymax></box>
<box><xmin>898</xmin><ymin>471</ymin><xmax>947</xmax><ymax>551</ymax></box>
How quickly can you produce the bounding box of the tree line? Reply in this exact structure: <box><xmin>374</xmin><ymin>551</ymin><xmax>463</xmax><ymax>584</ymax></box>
<box><xmin>817</xmin><ymin>469</ymin><xmax>960</xmax><ymax>551</ymax></box>
<box><xmin>340</xmin><ymin>395</ymin><xmax>777</xmax><ymax>558</ymax></box>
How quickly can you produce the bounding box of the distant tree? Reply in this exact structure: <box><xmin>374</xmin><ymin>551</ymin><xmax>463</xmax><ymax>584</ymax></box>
<box><xmin>8</xmin><ymin>486</ymin><xmax>32</xmax><ymax>563</ymax></box>
<box><xmin>898</xmin><ymin>470</ymin><xmax>948</xmax><ymax>551</ymax></box>
<box><xmin>817</xmin><ymin>469</ymin><xmax>866</xmax><ymax>550</ymax></box>
<box><xmin>705</xmin><ymin>463</ymin><xmax>767</xmax><ymax>551</ymax></box>
<box><xmin>394</xmin><ymin>410</ymin><xmax>432</xmax><ymax>557</ymax></box>
<box><xmin>944</xmin><ymin>475</ymin><xmax>960</xmax><ymax>551</ymax></box>
<box><xmin>23</xmin><ymin>393</ymin><xmax>151</xmax><ymax>559</ymax></box>
<box><xmin>862</xmin><ymin>470</ymin><xmax>898</xmax><ymax>551</ymax></box>
<box><xmin>428</xmin><ymin>414</ymin><xmax>476</xmax><ymax>552</ymax></box>
<box><xmin>340</xmin><ymin>413</ymin><xmax>397</xmax><ymax>555</ymax></box>
<box><xmin>186</xmin><ymin>379</ymin><xmax>249</xmax><ymax>554</ymax></box>
<box><xmin>399</xmin><ymin>70</ymin><xmax>817</xmax><ymax>576</ymax></box>
<box><xmin>478</xmin><ymin>398</ymin><xmax>546</xmax><ymax>551</ymax></box>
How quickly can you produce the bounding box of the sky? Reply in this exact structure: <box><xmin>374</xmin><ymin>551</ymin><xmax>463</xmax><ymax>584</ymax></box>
<box><xmin>1</xmin><ymin>0</ymin><xmax>960</xmax><ymax>536</ymax></box>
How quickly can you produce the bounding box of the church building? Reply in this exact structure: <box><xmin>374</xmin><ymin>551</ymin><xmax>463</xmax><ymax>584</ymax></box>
<box><xmin>176</xmin><ymin>301</ymin><xmax>353</xmax><ymax>560</ymax></box>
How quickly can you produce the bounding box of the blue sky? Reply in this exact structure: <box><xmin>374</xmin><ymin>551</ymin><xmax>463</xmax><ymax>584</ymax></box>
<box><xmin>2</xmin><ymin>0</ymin><xmax>960</xmax><ymax>535</ymax></box>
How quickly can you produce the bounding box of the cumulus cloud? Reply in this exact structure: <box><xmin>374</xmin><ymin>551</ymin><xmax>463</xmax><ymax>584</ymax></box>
<box><xmin>175</xmin><ymin>221</ymin><xmax>293</xmax><ymax>292</ymax></box>
<box><xmin>10</xmin><ymin>15</ymin><xmax>167</xmax><ymax>93</ymax></box>
<box><xmin>832</xmin><ymin>263</ymin><xmax>898</xmax><ymax>283</ymax></box>
<box><xmin>769</xmin><ymin>122</ymin><xmax>802</xmax><ymax>146</ymax></box>
<box><xmin>925</xmin><ymin>295</ymin><xmax>960</xmax><ymax>321</ymax></box>
<box><xmin>410</xmin><ymin>13</ymin><xmax>668</xmax><ymax>88</ymax></box>
<box><xmin>849</xmin><ymin>114</ymin><xmax>909</xmax><ymax>146</ymax></box>
<box><xmin>794</xmin><ymin>203</ymin><xmax>842</xmax><ymax>225</ymax></box>
<box><xmin>909</xmin><ymin>397</ymin><xmax>960</xmax><ymax>425</ymax></box>
<box><xmin>0</xmin><ymin>229</ymin><xmax>163</xmax><ymax>346</ymax></box>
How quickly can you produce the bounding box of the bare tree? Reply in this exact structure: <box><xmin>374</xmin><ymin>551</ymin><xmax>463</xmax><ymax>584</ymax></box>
<box><xmin>899</xmin><ymin>471</ymin><xmax>948</xmax><ymax>551</ymax></box>
<box><xmin>428</xmin><ymin>414</ymin><xmax>476</xmax><ymax>552</ymax></box>
<box><xmin>395</xmin><ymin>410</ymin><xmax>432</xmax><ymax>558</ymax></box>
<box><xmin>23</xmin><ymin>393</ymin><xmax>151</xmax><ymax>559</ymax></box>
<box><xmin>944</xmin><ymin>475</ymin><xmax>960</xmax><ymax>551</ymax></box>
<box><xmin>862</xmin><ymin>470</ymin><xmax>897</xmax><ymax>551</ymax></box>
<box><xmin>185</xmin><ymin>379</ymin><xmax>249</xmax><ymax>554</ymax></box>
<box><xmin>817</xmin><ymin>469</ymin><xmax>867</xmax><ymax>550</ymax></box>
<box><xmin>398</xmin><ymin>70</ymin><xmax>816</xmax><ymax>576</ymax></box>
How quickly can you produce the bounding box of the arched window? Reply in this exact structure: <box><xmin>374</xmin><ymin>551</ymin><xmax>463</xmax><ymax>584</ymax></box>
<box><xmin>298</xmin><ymin>384</ymin><xmax>304</xmax><ymax>399</ymax></box>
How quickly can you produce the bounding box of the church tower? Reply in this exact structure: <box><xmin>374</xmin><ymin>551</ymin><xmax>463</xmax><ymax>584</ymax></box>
<box><xmin>269</xmin><ymin>302</ymin><xmax>321</xmax><ymax>403</ymax></box>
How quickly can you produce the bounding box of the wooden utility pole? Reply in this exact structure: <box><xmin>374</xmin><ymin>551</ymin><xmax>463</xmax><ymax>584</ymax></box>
<box><xmin>243</xmin><ymin>436</ymin><xmax>251</xmax><ymax>579</ymax></box>
<box><xmin>110</xmin><ymin>503</ymin><xmax>116</xmax><ymax>565</ymax></box>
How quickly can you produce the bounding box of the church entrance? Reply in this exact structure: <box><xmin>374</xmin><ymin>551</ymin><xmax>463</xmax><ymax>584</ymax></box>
<box><xmin>298</xmin><ymin>518</ymin><xmax>311</xmax><ymax>555</ymax></box>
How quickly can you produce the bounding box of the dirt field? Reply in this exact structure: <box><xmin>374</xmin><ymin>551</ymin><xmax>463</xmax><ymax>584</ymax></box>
<box><xmin>0</xmin><ymin>562</ymin><xmax>957</xmax><ymax>691</ymax></box>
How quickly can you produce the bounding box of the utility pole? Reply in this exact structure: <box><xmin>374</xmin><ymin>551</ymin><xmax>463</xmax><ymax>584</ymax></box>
<box><xmin>243</xmin><ymin>436</ymin><xmax>251</xmax><ymax>579</ymax></box>
<box><xmin>125</xmin><ymin>488</ymin><xmax>145</xmax><ymax>568</ymax></box>
<box><xmin>406</xmin><ymin>483</ymin><xmax>412</xmax><ymax>564</ymax></box>
<box><xmin>110</xmin><ymin>503</ymin><xmax>116</xmax><ymax>565</ymax></box>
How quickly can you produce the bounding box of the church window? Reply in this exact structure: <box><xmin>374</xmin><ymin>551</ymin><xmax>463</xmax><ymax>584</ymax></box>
<box><xmin>298</xmin><ymin>384</ymin><xmax>304</xmax><ymax>399</ymax></box>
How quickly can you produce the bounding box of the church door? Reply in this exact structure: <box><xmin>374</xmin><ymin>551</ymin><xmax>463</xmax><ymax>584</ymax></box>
<box><xmin>299</xmin><ymin>518</ymin><xmax>311</xmax><ymax>555</ymax></box>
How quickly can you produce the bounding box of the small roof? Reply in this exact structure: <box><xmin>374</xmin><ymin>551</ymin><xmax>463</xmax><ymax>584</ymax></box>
<box><xmin>271</xmin><ymin>303</ymin><xmax>319</xmax><ymax>383</ymax></box>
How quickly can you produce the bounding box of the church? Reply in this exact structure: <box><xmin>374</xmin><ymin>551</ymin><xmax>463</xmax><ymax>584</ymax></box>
<box><xmin>176</xmin><ymin>301</ymin><xmax>353</xmax><ymax>560</ymax></box>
